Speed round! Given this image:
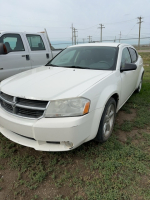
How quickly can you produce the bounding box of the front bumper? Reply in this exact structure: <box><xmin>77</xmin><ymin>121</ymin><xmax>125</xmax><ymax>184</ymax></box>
<box><xmin>0</xmin><ymin>106</ymin><xmax>97</xmax><ymax>151</ymax></box>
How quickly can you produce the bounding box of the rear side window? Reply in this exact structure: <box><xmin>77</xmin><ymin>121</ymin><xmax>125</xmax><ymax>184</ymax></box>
<box><xmin>0</xmin><ymin>33</ymin><xmax>25</xmax><ymax>52</ymax></box>
<box><xmin>128</xmin><ymin>48</ymin><xmax>138</xmax><ymax>63</ymax></box>
<box><xmin>121</xmin><ymin>48</ymin><xmax>132</xmax><ymax>68</ymax></box>
<box><xmin>26</xmin><ymin>34</ymin><xmax>46</xmax><ymax>51</ymax></box>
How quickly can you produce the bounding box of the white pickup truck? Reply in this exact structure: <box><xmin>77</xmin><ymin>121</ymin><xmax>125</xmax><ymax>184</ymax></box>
<box><xmin>0</xmin><ymin>31</ymin><xmax>61</xmax><ymax>81</ymax></box>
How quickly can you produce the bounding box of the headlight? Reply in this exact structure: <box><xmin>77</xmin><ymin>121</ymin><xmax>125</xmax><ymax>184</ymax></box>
<box><xmin>45</xmin><ymin>97</ymin><xmax>90</xmax><ymax>117</ymax></box>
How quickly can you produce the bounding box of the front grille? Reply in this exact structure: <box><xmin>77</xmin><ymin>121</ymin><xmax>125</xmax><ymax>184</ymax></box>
<box><xmin>0</xmin><ymin>92</ymin><xmax>49</xmax><ymax>119</ymax></box>
<box><xmin>1</xmin><ymin>101</ymin><xmax>13</xmax><ymax>113</ymax></box>
<box><xmin>0</xmin><ymin>92</ymin><xmax>13</xmax><ymax>102</ymax></box>
<box><xmin>17</xmin><ymin>107</ymin><xmax>44</xmax><ymax>118</ymax></box>
<box><xmin>17</xmin><ymin>98</ymin><xmax>48</xmax><ymax>108</ymax></box>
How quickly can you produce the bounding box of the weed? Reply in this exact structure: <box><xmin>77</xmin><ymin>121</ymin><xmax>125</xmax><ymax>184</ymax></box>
<box><xmin>0</xmin><ymin>52</ymin><xmax>150</xmax><ymax>199</ymax></box>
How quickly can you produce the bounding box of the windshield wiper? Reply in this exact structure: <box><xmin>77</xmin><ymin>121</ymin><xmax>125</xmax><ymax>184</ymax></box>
<box><xmin>45</xmin><ymin>64</ymin><xmax>91</xmax><ymax>69</ymax></box>
<box><xmin>45</xmin><ymin>64</ymin><xmax>58</xmax><ymax>66</ymax></box>
<box><xmin>61</xmin><ymin>66</ymin><xmax>90</xmax><ymax>69</ymax></box>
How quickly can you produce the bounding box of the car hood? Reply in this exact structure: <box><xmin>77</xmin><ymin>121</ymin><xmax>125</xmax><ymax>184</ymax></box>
<box><xmin>1</xmin><ymin>66</ymin><xmax>112</xmax><ymax>100</ymax></box>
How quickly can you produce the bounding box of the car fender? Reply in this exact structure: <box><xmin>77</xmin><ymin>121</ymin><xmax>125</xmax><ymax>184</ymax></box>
<box><xmin>84</xmin><ymin>84</ymin><xmax>119</xmax><ymax>142</ymax></box>
<box><xmin>95</xmin><ymin>84</ymin><xmax>119</xmax><ymax>110</ymax></box>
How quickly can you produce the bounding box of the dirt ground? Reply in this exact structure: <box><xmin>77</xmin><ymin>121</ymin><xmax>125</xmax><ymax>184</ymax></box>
<box><xmin>0</xmin><ymin>108</ymin><xmax>149</xmax><ymax>200</ymax></box>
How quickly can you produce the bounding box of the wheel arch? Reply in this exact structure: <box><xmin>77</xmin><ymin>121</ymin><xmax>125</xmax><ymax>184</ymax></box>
<box><xmin>135</xmin><ymin>67</ymin><xmax>144</xmax><ymax>89</ymax></box>
<box><xmin>95</xmin><ymin>84</ymin><xmax>120</xmax><ymax>111</ymax></box>
<box><xmin>84</xmin><ymin>87</ymin><xmax>119</xmax><ymax>142</ymax></box>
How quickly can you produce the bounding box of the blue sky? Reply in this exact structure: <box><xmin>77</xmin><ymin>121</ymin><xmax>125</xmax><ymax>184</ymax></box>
<box><xmin>0</xmin><ymin>0</ymin><xmax>150</xmax><ymax>48</ymax></box>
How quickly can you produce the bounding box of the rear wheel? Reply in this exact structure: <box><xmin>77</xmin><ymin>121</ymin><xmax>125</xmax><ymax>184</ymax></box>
<box><xmin>135</xmin><ymin>75</ymin><xmax>143</xmax><ymax>93</ymax></box>
<box><xmin>95</xmin><ymin>97</ymin><xmax>116</xmax><ymax>142</ymax></box>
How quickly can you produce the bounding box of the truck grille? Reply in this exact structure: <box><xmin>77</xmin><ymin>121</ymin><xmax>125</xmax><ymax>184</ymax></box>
<box><xmin>0</xmin><ymin>92</ymin><xmax>49</xmax><ymax>119</ymax></box>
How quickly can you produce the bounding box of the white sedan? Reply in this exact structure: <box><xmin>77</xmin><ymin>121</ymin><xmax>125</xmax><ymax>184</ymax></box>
<box><xmin>0</xmin><ymin>43</ymin><xmax>144</xmax><ymax>151</ymax></box>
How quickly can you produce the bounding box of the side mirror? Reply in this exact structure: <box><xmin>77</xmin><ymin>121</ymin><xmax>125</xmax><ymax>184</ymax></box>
<box><xmin>0</xmin><ymin>43</ymin><xmax>7</xmax><ymax>55</ymax></box>
<box><xmin>120</xmin><ymin>63</ymin><xmax>137</xmax><ymax>72</ymax></box>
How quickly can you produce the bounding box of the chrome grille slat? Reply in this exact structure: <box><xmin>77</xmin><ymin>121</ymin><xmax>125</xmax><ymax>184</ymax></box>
<box><xmin>17</xmin><ymin>98</ymin><xmax>48</xmax><ymax>108</ymax></box>
<box><xmin>17</xmin><ymin>107</ymin><xmax>43</xmax><ymax>118</ymax></box>
<box><xmin>0</xmin><ymin>96</ymin><xmax>14</xmax><ymax>105</ymax></box>
<box><xmin>1</xmin><ymin>101</ymin><xmax>13</xmax><ymax>113</ymax></box>
<box><xmin>0</xmin><ymin>92</ymin><xmax>13</xmax><ymax>102</ymax></box>
<box><xmin>16</xmin><ymin>103</ymin><xmax>45</xmax><ymax>111</ymax></box>
<box><xmin>0</xmin><ymin>92</ymin><xmax>49</xmax><ymax>119</ymax></box>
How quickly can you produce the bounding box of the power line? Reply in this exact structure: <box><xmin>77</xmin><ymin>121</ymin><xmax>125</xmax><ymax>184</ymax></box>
<box><xmin>125</xmin><ymin>23</ymin><xmax>137</xmax><ymax>37</ymax></box>
<box><xmin>51</xmin><ymin>37</ymin><xmax>150</xmax><ymax>45</ymax></box>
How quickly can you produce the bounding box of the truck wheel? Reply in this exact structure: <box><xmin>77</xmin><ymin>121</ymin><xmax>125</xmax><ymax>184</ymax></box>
<box><xmin>94</xmin><ymin>97</ymin><xmax>116</xmax><ymax>143</ymax></box>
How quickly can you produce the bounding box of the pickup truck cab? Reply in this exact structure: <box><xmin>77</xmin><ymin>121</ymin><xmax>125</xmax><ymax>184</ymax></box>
<box><xmin>0</xmin><ymin>31</ymin><xmax>61</xmax><ymax>81</ymax></box>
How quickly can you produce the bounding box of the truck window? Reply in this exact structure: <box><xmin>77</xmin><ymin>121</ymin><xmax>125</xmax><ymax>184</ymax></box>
<box><xmin>0</xmin><ymin>34</ymin><xmax>25</xmax><ymax>52</ymax></box>
<box><xmin>26</xmin><ymin>34</ymin><xmax>46</xmax><ymax>51</ymax></box>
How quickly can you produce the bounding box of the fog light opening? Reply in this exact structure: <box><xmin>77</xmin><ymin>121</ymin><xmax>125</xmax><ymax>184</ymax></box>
<box><xmin>64</xmin><ymin>141</ymin><xmax>74</xmax><ymax>149</ymax></box>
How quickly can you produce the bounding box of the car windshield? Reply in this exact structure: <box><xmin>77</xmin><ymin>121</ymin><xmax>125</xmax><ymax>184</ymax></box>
<box><xmin>46</xmin><ymin>46</ymin><xmax>118</xmax><ymax>70</ymax></box>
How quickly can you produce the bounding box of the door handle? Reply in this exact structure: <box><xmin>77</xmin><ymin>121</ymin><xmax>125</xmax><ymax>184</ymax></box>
<box><xmin>0</xmin><ymin>68</ymin><xmax>3</xmax><ymax>70</ymax></box>
<box><xmin>22</xmin><ymin>55</ymin><xmax>30</xmax><ymax>60</ymax></box>
<box><xmin>26</xmin><ymin>55</ymin><xmax>30</xmax><ymax>60</ymax></box>
<box><xmin>46</xmin><ymin>53</ymin><xmax>49</xmax><ymax>59</ymax></box>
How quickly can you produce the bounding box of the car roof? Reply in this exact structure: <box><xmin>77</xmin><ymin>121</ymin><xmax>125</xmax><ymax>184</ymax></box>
<box><xmin>68</xmin><ymin>43</ymin><xmax>134</xmax><ymax>48</ymax></box>
<box><xmin>69</xmin><ymin>43</ymin><xmax>120</xmax><ymax>48</ymax></box>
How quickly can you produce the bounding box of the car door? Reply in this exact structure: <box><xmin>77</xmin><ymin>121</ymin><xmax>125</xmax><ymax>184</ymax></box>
<box><xmin>128</xmin><ymin>47</ymin><xmax>140</xmax><ymax>84</ymax></box>
<box><xmin>120</xmin><ymin>47</ymin><xmax>138</xmax><ymax>105</ymax></box>
<box><xmin>24</xmin><ymin>34</ymin><xmax>50</xmax><ymax>68</ymax></box>
<box><xmin>0</xmin><ymin>33</ymin><xmax>32</xmax><ymax>81</ymax></box>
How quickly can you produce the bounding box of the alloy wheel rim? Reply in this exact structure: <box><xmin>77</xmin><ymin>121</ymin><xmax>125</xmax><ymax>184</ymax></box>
<box><xmin>103</xmin><ymin>104</ymin><xmax>115</xmax><ymax>138</ymax></box>
<box><xmin>139</xmin><ymin>79</ymin><xmax>142</xmax><ymax>92</ymax></box>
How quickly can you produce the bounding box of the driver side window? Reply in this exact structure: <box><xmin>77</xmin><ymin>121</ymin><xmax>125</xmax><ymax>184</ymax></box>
<box><xmin>121</xmin><ymin>48</ymin><xmax>131</xmax><ymax>68</ymax></box>
<box><xmin>0</xmin><ymin>34</ymin><xmax>25</xmax><ymax>52</ymax></box>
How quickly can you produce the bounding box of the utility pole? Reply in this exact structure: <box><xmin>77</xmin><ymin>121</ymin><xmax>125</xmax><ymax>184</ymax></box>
<box><xmin>70</xmin><ymin>23</ymin><xmax>74</xmax><ymax>45</ymax></box>
<box><xmin>98</xmin><ymin>24</ymin><xmax>105</xmax><ymax>42</ymax></box>
<box><xmin>137</xmin><ymin>16</ymin><xmax>143</xmax><ymax>49</ymax></box>
<box><xmin>73</xmin><ymin>28</ymin><xmax>78</xmax><ymax>45</ymax></box>
<box><xmin>87</xmin><ymin>36</ymin><xmax>92</xmax><ymax>43</ymax></box>
<box><xmin>114</xmin><ymin>36</ymin><xmax>116</xmax><ymax>43</ymax></box>
<box><xmin>73</xmin><ymin>28</ymin><xmax>75</xmax><ymax>45</ymax></box>
<box><xmin>119</xmin><ymin>31</ymin><xmax>121</xmax><ymax>43</ymax></box>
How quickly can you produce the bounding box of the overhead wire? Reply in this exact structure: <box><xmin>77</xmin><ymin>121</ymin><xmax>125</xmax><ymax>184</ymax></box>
<box><xmin>52</xmin><ymin>37</ymin><xmax>150</xmax><ymax>45</ymax></box>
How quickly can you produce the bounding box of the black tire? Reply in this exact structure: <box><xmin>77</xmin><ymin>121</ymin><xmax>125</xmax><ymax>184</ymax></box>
<box><xmin>94</xmin><ymin>97</ymin><xmax>116</xmax><ymax>143</ymax></box>
<box><xmin>135</xmin><ymin>75</ymin><xmax>143</xmax><ymax>93</ymax></box>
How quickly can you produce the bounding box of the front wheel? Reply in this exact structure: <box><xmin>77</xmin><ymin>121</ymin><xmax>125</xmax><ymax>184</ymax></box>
<box><xmin>94</xmin><ymin>97</ymin><xmax>116</xmax><ymax>143</ymax></box>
